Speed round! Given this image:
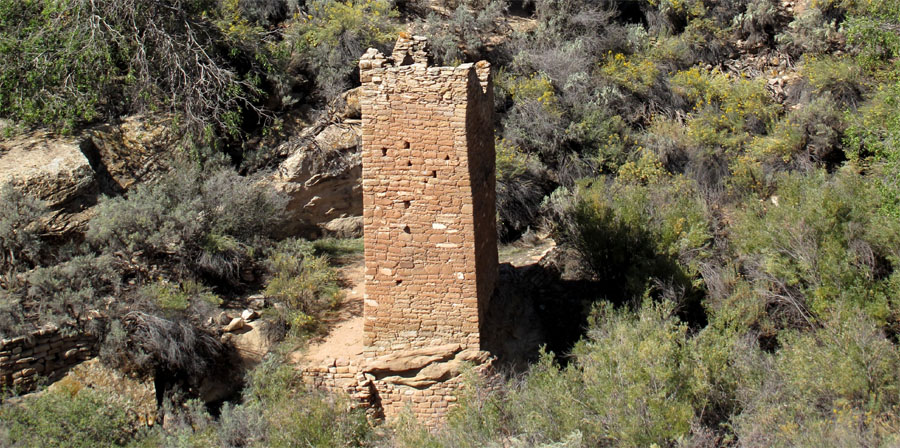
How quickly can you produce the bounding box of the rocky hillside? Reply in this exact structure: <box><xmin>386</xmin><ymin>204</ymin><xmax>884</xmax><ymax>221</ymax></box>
<box><xmin>2</xmin><ymin>0</ymin><xmax>900</xmax><ymax>446</ymax></box>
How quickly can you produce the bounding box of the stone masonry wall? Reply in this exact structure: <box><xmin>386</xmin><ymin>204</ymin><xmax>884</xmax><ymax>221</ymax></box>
<box><xmin>358</xmin><ymin>35</ymin><xmax>497</xmax><ymax>357</ymax></box>
<box><xmin>0</xmin><ymin>325</ymin><xmax>99</xmax><ymax>393</ymax></box>
<box><xmin>298</xmin><ymin>349</ymin><xmax>493</xmax><ymax>423</ymax></box>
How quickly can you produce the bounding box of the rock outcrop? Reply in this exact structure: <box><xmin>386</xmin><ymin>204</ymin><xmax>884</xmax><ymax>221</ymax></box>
<box><xmin>2</xmin><ymin>105</ymin><xmax>364</xmax><ymax>240</ymax></box>
<box><xmin>270</xmin><ymin>122</ymin><xmax>362</xmax><ymax>238</ymax></box>
<box><xmin>321</xmin><ymin>215</ymin><xmax>363</xmax><ymax>238</ymax></box>
<box><xmin>0</xmin><ymin>132</ymin><xmax>96</xmax><ymax>207</ymax></box>
<box><xmin>0</xmin><ymin>132</ymin><xmax>97</xmax><ymax>233</ymax></box>
<box><xmin>372</xmin><ymin>347</ymin><xmax>492</xmax><ymax>388</ymax></box>
<box><xmin>85</xmin><ymin>115</ymin><xmax>177</xmax><ymax>193</ymax></box>
<box><xmin>0</xmin><ymin>115</ymin><xmax>177</xmax><ymax>234</ymax></box>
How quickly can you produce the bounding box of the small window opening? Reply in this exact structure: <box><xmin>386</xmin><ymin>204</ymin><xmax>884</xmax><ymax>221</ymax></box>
<box><xmin>403</xmin><ymin>141</ymin><xmax>410</xmax><ymax>149</ymax></box>
<box><xmin>444</xmin><ymin>155</ymin><xmax>450</xmax><ymax>161</ymax></box>
<box><xmin>381</xmin><ymin>148</ymin><xmax>388</xmax><ymax>156</ymax></box>
<box><xmin>403</xmin><ymin>201</ymin><xmax>411</xmax><ymax>209</ymax></box>
<box><xmin>407</xmin><ymin>160</ymin><xmax>412</xmax><ymax>167</ymax></box>
<box><xmin>395</xmin><ymin>279</ymin><xmax>403</xmax><ymax>285</ymax></box>
<box><xmin>402</xmin><ymin>225</ymin><xmax>411</xmax><ymax>233</ymax></box>
<box><xmin>430</xmin><ymin>171</ymin><xmax>437</xmax><ymax>178</ymax></box>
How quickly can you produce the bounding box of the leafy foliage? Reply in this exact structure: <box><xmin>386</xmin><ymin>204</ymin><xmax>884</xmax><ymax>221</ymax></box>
<box><xmin>0</xmin><ymin>385</ymin><xmax>139</xmax><ymax>447</ymax></box>
<box><xmin>0</xmin><ymin>184</ymin><xmax>47</xmax><ymax>278</ymax></box>
<box><xmin>733</xmin><ymin>308</ymin><xmax>900</xmax><ymax>446</ymax></box>
<box><xmin>726</xmin><ymin>170</ymin><xmax>900</xmax><ymax>329</ymax></box>
<box><xmin>553</xmin><ymin>175</ymin><xmax>711</xmax><ymax>305</ymax></box>
<box><xmin>263</xmin><ymin>238</ymin><xmax>342</xmax><ymax>339</ymax></box>
<box><xmin>96</xmin><ymin>358</ymin><xmax>374</xmax><ymax>447</ymax></box>
<box><xmin>413</xmin><ymin>0</ymin><xmax>507</xmax><ymax>65</ymax></box>
<box><xmin>86</xmin><ymin>164</ymin><xmax>286</xmax><ymax>284</ymax></box>
<box><xmin>0</xmin><ymin>0</ymin><xmax>279</xmax><ymax>139</ymax></box>
<box><xmin>285</xmin><ymin>0</ymin><xmax>398</xmax><ymax>100</ymax></box>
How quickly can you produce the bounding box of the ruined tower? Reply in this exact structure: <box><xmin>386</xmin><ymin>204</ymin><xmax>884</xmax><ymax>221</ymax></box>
<box><xmin>295</xmin><ymin>36</ymin><xmax>497</xmax><ymax>424</ymax></box>
<box><xmin>359</xmin><ymin>36</ymin><xmax>498</xmax><ymax>356</ymax></box>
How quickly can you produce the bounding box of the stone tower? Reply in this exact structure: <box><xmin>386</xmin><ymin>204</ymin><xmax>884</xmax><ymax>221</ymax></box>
<box><xmin>359</xmin><ymin>35</ymin><xmax>498</xmax><ymax>357</ymax></box>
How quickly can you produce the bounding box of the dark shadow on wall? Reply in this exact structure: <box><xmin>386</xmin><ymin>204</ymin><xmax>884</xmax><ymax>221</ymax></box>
<box><xmin>481</xmin><ymin>260</ymin><xmax>606</xmax><ymax>371</ymax></box>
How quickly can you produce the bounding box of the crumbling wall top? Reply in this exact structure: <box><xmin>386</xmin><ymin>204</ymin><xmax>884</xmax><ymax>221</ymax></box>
<box><xmin>391</xmin><ymin>34</ymin><xmax>432</xmax><ymax>66</ymax></box>
<box><xmin>359</xmin><ymin>35</ymin><xmax>491</xmax><ymax>94</ymax></box>
<box><xmin>360</xmin><ymin>34</ymin><xmax>433</xmax><ymax>69</ymax></box>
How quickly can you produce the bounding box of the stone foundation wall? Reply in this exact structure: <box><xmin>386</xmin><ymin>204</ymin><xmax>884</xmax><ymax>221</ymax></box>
<box><xmin>299</xmin><ymin>359</ymin><xmax>377</xmax><ymax>412</ymax></box>
<box><xmin>298</xmin><ymin>351</ymin><xmax>492</xmax><ymax>424</ymax></box>
<box><xmin>0</xmin><ymin>325</ymin><xmax>99</xmax><ymax>393</ymax></box>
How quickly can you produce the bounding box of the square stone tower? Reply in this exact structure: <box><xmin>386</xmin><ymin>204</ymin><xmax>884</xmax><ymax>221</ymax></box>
<box><xmin>359</xmin><ymin>36</ymin><xmax>497</xmax><ymax>356</ymax></box>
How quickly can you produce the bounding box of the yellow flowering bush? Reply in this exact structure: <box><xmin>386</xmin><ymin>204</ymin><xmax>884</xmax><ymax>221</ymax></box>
<box><xmin>600</xmin><ymin>52</ymin><xmax>660</xmax><ymax>95</ymax></box>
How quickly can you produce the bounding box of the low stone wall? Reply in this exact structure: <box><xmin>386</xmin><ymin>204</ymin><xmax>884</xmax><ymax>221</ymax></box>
<box><xmin>298</xmin><ymin>359</ymin><xmax>378</xmax><ymax>414</ymax></box>
<box><xmin>297</xmin><ymin>346</ymin><xmax>493</xmax><ymax>425</ymax></box>
<box><xmin>372</xmin><ymin>371</ymin><xmax>464</xmax><ymax>421</ymax></box>
<box><xmin>0</xmin><ymin>325</ymin><xmax>99</xmax><ymax>393</ymax></box>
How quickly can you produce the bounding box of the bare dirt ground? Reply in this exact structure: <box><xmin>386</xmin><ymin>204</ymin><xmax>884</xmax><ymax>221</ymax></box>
<box><xmin>292</xmin><ymin>257</ymin><xmax>366</xmax><ymax>365</ymax></box>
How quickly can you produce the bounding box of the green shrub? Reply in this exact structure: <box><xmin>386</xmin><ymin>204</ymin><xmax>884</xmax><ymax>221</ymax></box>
<box><xmin>641</xmin><ymin>116</ymin><xmax>690</xmax><ymax>173</ymax></box>
<box><xmin>263</xmin><ymin>238</ymin><xmax>341</xmax><ymax>338</ymax></box>
<box><xmin>616</xmin><ymin>149</ymin><xmax>668</xmax><ymax>184</ymax></box>
<box><xmin>526</xmin><ymin>0</ymin><xmax>617</xmax><ymax>44</ymax></box>
<box><xmin>671</xmin><ymin>67</ymin><xmax>781</xmax><ymax>151</ymax></box>
<box><xmin>643</xmin><ymin>0</ymin><xmax>707</xmax><ymax>33</ymax></box>
<box><xmin>730</xmin><ymin>169</ymin><xmax>900</xmax><ymax>328</ymax></box>
<box><xmin>495</xmin><ymin>71</ymin><xmax>569</xmax><ymax>161</ymax></box>
<box><xmin>599</xmin><ymin>52</ymin><xmax>660</xmax><ymax>96</ymax></box>
<box><xmin>748</xmin><ymin>92</ymin><xmax>846</xmax><ymax>169</ymax></box>
<box><xmin>495</xmin><ymin>139</ymin><xmax>531</xmax><ymax>181</ymax></box>
<box><xmin>87</xmin><ymin>164</ymin><xmax>286</xmax><ymax>284</ymax></box>
<box><xmin>0</xmin><ymin>385</ymin><xmax>138</xmax><ymax>447</ymax></box>
<box><xmin>733</xmin><ymin>0</ymin><xmax>780</xmax><ymax>47</ymax></box>
<box><xmin>643</xmin><ymin>31</ymin><xmax>700</xmax><ymax>70</ymax></box>
<box><xmin>286</xmin><ymin>0</ymin><xmax>398</xmax><ymax>100</ymax></box>
<box><xmin>0</xmin><ymin>289</ymin><xmax>24</xmax><ymax>339</ymax></box>
<box><xmin>414</xmin><ymin>0</ymin><xmax>507</xmax><ymax>65</ymax></box>
<box><xmin>311</xmin><ymin>237</ymin><xmax>365</xmax><ymax>258</ymax></box>
<box><xmin>569</xmin><ymin>301</ymin><xmax>707</xmax><ymax>445</ymax></box>
<box><xmin>0</xmin><ymin>0</ymin><xmax>276</xmax><ymax>138</ymax></box>
<box><xmin>21</xmin><ymin>254</ymin><xmax>121</xmax><ymax>329</ymax></box>
<box><xmin>141</xmin><ymin>280</ymin><xmax>222</xmax><ymax>314</ymax></box>
<box><xmin>846</xmin><ymin>84</ymin><xmax>900</xmax><ymax>219</ymax></box>
<box><xmin>103</xmin><ymin>311</ymin><xmax>228</xmax><ymax>381</ymax></box>
<box><xmin>121</xmin><ymin>359</ymin><xmax>372</xmax><ymax>446</ymax></box>
<box><xmin>777</xmin><ymin>7</ymin><xmax>841</xmax><ymax>56</ymax></box>
<box><xmin>574</xmin><ymin>112</ymin><xmax>633</xmax><ymax>173</ymax></box>
<box><xmin>409</xmin><ymin>301</ymin><xmax>727</xmax><ymax>447</ymax></box>
<box><xmin>734</xmin><ymin>308</ymin><xmax>900</xmax><ymax>446</ymax></box>
<box><xmin>0</xmin><ymin>184</ymin><xmax>48</xmax><ymax>287</ymax></box>
<box><xmin>494</xmin><ymin>138</ymin><xmax>551</xmax><ymax>240</ymax></box>
<box><xmin>554</xmin><ymin>175</ymin><xmax>711</xmax><ymax>305</ymax></box>
<box><xmin>846</xmin><ymin>80</ymin><xmax>900</xmax><ymax>166</ymax></box>
<box><xmin>236</xmin><ymin>0</ymin><xmax>298</xmax><ymax>26</ymax></box>
<box><xmin>241</xmin><ymin>358</ymin><xmax>373</xmax><ymax>447</ymax></box>
<box><xmin>843</xmin><ymin>0</ymin><xmax>900</xmax><ymax>69</ymax></box>
<box><xmin>802</xmin><ymin>55</ymin><xmax>867</xmax><ymax>107</ymax></box>
<box><xmin>0</xmin><ymin>184</ymin><xmax>47</xmax><ymax>278</ymax></box>
<box><xmin>0</xmin><ymin>0</ymin><xmax>123</xmax><ymax>132</ymax></box>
